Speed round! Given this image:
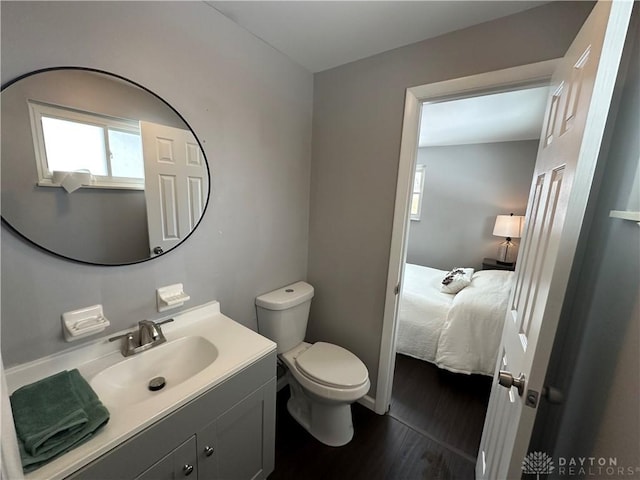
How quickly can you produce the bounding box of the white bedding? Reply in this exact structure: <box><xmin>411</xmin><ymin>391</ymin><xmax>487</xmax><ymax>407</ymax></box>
<box><xmin>396</xmin><ymin>264</ymin><xmax>514</xmax><ymax>376</ymax></box>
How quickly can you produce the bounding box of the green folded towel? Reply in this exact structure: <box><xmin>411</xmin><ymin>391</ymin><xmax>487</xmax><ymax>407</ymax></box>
<box><xmin>10</xmin><ymin>369</ymin><xmax>110</xmax><ymax>472</ymax></box>
<box><xmin>11</xmin><ymin>370</ymin><xmax>88</xmax><ymax>456</ymax></box>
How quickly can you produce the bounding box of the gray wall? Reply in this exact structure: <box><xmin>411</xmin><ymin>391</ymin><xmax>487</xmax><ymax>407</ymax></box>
<box><xmin>307</xmin><ymin>1</ymin><xmax>594</xmax><ymax>397</ymax></box>
<box><xmin>1</xmin><ymin>69</ymin><xmax>188</xmax><ymax>264</ymax></box>
<box><xmin>406</xmin><ymin>141</ymin><xmax>537</xmax><ymax>271</ymax></box>
<box><xmin>532</xmin><ymin>18</ymin><xmax>639</xmax><ymax>470</ymax></box>
<box><xmin>1</xmin><ymin>1</ymin><xmax>313</xmax><ymax>365</ymax></box>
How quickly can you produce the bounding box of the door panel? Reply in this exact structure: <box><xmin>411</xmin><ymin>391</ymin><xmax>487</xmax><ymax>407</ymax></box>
<box><xmin>159</xmin><ymin>174</ymin><xmax>180</xmax><ymax>240</ymax></box>
<box><xmin>141</xmin><ymin>121</ymin><xmax>208</xmax><ymax>256</ymax></box>
<box><xmin>476</xmin><ymin>2</ymin><xmax>632</xmax><ymax>478</ymax></box>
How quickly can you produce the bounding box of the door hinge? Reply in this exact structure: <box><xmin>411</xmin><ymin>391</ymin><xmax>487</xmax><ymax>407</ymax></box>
<box><xmin>394</xmin><ymin>283</ymin><xmax>400</xmax><ymax>295</ymax></box>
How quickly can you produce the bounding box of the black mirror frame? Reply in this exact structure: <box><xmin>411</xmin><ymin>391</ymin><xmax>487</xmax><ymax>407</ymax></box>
<box><xmin>1</xmin><ymin>66</ymin><xmax>211</xmax><ymax>266</ymax></box>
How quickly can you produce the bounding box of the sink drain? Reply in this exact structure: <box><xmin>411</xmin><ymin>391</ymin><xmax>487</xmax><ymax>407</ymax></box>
<box><xmin>148</xmin><ymin>376</ymin><xmax>166</xmax><ymax>391</ymax></box>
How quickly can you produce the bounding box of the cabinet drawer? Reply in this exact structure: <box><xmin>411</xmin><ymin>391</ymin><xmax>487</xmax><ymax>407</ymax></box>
<box><xmin>135</xmin><ymin>436</ymin><xmax>197</xmax><ymax>480</ymax></box>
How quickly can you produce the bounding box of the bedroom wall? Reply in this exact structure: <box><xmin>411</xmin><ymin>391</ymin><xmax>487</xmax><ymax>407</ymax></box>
<box><xmin>307</xmin><ymin>1</ymin><xmax>594</xmax><ymax>398</ymax></box>
<box><xmin>406</xmin><ymin>141</ymin><xmax>538</xmax><ymax>271</ymax></box>
<box><xmin>1</xmin><ymin>1</ymin><xmax>313</xmax><ymax>366</ymax></box>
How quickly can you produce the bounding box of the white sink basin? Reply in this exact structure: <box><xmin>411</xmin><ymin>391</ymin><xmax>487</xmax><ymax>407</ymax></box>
<box><xmin>90</xmin><ymin>335</ymin><xmax>218</xmax><ymax>407</ymax></box>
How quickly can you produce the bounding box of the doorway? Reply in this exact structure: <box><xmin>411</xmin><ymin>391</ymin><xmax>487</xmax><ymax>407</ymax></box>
<box><xmin>374</xmin><ymin>59</ymin><xmax>560</xmax><ymax>415</ymax></box>
<box><xmin>386</xmin><ymin>82</ymin><xmax>549</xmax><ymax>460</ymax></box>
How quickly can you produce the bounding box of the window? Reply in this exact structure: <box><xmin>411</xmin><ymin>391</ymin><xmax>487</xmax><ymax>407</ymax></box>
<box><xmin>29</xmin><ymin>101</ymin><xmax>145</xmax><ymax>189</ymax></box>
<box><xmin>410</xmin><ymin>165</ymin><xmax>425</xmax><ymax>221</ymax></box>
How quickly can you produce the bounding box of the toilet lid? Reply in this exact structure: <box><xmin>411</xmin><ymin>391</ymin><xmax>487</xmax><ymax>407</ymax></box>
<box><xmin>295</xmin><ymin>342</ymin><xmax>368</xmax><ymax>388</ymax></box>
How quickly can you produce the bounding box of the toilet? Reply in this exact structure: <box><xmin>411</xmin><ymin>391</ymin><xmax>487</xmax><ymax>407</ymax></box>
<box><xmin>256</xmin><ymin>281</ymin><xmax>370</xmax><ymax>447</ymax></box>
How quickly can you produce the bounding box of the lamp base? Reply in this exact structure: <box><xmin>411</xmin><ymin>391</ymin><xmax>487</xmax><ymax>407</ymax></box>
<box><xmin>496</xmin><ymin>239</ymin><xmax>517</xmax><ymax>265</ymax></box>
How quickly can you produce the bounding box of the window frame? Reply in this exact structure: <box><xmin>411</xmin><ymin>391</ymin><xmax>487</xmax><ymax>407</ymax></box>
<box><xmin>28</xmin><ymin>101</ymin><xmax>145</xmax><ymax>190</ymax></box>
<box><xmin>410</xmin><ymin>164</ymin><xmax>426</xmax><ymax>221</ymax></box>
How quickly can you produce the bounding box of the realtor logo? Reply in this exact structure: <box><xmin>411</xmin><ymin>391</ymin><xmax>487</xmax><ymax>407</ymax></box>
<box><xmin>523</xmin><ymin>451</ymin><xmax>555</xmax><ymax>479</ymax></box>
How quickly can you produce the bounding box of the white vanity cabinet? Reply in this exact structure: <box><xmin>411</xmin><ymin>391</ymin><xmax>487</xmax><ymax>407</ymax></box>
<box><xmin>67</xmin><ymin>351</ymin><xmax>276</xmax><ymax>480</ymax></box>
<box><xmin>197</xmin><ymin>387</ymin><xmax>271</xmax><ymax>480</ymax></box>
<box><xmin>135</xmin><ymin>436</ymin><xmax>198</xmax><ymax>480</ymax></box>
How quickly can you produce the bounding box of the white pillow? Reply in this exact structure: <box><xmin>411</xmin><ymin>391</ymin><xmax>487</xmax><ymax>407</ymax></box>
<box><xmin>441</xmin><ymin>268</ymin><xmax>475</xmax><ymax>294</ymax></box>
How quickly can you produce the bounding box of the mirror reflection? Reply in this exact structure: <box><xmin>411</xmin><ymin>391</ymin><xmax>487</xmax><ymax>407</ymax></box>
<box><xmin>1</xmin><ymin>68</ymin><xmax>210</xmax><ymax>265</ymax></box>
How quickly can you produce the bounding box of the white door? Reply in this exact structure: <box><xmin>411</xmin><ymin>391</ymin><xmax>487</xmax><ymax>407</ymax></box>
<box><xmin>141</xmin><ymin>122</ymin><xmax>208</xmax><ymax>256</ymax></box>
<box><xmin>476</xmin><ymin>2</ymin><xmax>632</xmax><ymax>478</ymax></box>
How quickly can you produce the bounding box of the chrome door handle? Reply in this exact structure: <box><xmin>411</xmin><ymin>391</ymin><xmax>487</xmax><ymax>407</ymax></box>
<box><xmin>498</xmin><ymin>370</ymin><xmax>526</xmax><ymax>396</ymax></box>
<box><xmin>204</xmin><ymin>445</ymin><xmax>214</xmax><ymax>457</ymax></box>
<box><xmin>183</xmin><ymin>464</ymin><xmax>194</xmax><ymax>476</ymax></box>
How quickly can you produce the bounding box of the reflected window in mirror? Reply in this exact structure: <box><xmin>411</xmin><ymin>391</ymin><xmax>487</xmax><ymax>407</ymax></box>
<box><xmin>30</xmin><ymin>101</ymin><xmax>145</xmax><ymax>190</ymax></box>
<box><xmin>410</xmin><ymin>164</ymin><xmax>426</xmax><ymax>221</ymax></box>
<box><xmin>1</xmin><ymin>67</ymin><xmax>210</xmax><ymax>265</ymax></box>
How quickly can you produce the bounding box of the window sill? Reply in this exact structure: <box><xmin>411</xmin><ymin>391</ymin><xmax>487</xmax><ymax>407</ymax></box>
<box><xmin>37</xmin><ymin>179</ymin><xmax>144</xmax><ymax>191</ymax></box>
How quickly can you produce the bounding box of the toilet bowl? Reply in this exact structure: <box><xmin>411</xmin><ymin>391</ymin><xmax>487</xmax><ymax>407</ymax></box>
<box><xmin>281</xmin><ymin>342</ymin><xmax>370</xmax><ymax>446</ymax></box>
<box><xmin>255</xmin><ymin>282</ymin><xmax>370</xmax><ymax>446</ymax></box>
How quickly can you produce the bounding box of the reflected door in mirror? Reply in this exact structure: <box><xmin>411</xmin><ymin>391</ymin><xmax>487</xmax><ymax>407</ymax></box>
<box><xmin>141</xmin><ymin>122</ymin><xmax>207</xmax><ymax>256</ymax></box>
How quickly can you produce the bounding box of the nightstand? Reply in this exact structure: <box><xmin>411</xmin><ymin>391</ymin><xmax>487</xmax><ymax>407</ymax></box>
<box><xmin>482</xmin><ymin>257</ymin><xmax>516</xmax><ymax>271</ymax></box>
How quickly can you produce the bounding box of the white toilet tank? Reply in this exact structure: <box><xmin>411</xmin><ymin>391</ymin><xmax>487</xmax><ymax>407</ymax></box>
<box><xmin>255</xmin><ymin>281</ymin><xmax>314</xmax><ymax>353</ymax></box>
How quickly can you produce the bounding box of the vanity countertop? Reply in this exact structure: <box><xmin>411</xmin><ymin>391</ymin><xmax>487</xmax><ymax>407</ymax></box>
<box><xmin>5</xmin><ymin>301</ymin><xmax>276</xmax><ymax>480</ymax></box>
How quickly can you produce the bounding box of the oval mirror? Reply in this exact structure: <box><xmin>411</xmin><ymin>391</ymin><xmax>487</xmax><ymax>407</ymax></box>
<box><xmin>1</xmin><ymin>68</ymin><xmax>210</xmax><ymax>265</ymax></box>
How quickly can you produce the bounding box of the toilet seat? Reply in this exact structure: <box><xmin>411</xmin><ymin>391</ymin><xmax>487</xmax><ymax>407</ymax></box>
<box><xmin>295</xmin><ymin>342</ymin><xmax>369</xmax><ymax>389</ymax></box>
<box><xmin>280</xmin><ymin>342</ymin><xmax>370</xmax><ymax>403</ymax></box>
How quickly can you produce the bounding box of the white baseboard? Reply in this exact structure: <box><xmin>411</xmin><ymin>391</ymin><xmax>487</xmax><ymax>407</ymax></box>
<box><xmin>357</xmin><ymin>394</ymin><xmax>377</xmax><ymax>412</ymax></box>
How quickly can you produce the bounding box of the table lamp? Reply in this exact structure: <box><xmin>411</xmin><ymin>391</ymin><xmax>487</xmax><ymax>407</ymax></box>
<box><xmin>493</xmin><ymin>213</ymin><xmax>524</xmax><ymax>265</ymax></box>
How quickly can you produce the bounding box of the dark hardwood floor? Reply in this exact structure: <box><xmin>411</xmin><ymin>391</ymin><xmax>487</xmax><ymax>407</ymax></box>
<box><xmin>389</xmin><ymin>354</ymin><xmax>492</xmax><ymax>461</ymax></box>
<box><xmin>268</xmin><ymin>354</ymin><xmax>492</xmax><ymax>480</ymax></box>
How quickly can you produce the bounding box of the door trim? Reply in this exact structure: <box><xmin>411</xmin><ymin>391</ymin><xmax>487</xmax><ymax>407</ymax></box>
<box><xmin>375</xmin><ymin>59</ymin><xmax>560</xmax><ymax>414</ymax></box>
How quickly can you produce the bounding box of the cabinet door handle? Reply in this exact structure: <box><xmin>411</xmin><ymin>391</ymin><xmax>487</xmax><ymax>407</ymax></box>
<box><xmin>183</xmin><ymin>464</ymin><xmax>194</xmax><ymax>476</ymax></box>
<box><xmin>204</xmin><ymin>445</ymin><xmax>214</xmax><ymax>457</ymax></box>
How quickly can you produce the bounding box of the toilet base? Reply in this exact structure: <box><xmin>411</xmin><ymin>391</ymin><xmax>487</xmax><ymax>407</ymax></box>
<box><xmin>286</xmin><ymin>377</ymin><xmax>354</xmax><ymax>447</ymax></box>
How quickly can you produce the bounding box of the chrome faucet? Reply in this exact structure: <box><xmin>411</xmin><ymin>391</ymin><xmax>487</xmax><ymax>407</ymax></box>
<box><xmin>109</xmin><ymin>318</ymin><xmax>174</xmax><ymax>357</ymax></box>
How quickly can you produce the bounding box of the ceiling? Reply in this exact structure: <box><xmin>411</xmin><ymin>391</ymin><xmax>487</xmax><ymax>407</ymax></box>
<box><xmin>420</xmin><ymin>86</ymin><xmax>550</xmax><ymax>147</ymax></box>
<box><xmin>207</xmin><ymin>1</ymin><xmax>551</xmax><ymax>147</ymax></box>
<box><xmin>206</xmin><ymin>1</ymin><xmax>548</xmax><ymax>73</ymax></box>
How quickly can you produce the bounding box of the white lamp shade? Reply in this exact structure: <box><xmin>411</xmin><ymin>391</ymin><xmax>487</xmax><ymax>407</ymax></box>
<box><xmin>493</xmin><ymin>215</ymin><xmax>524</xmax><ymax>238</ymax></box>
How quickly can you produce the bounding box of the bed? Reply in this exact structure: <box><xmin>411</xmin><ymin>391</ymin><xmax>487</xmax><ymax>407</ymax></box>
<box><xmin>396</xmin><ymin>263</ymin><xmax>515</xmax><ymax>376</ymax></box>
